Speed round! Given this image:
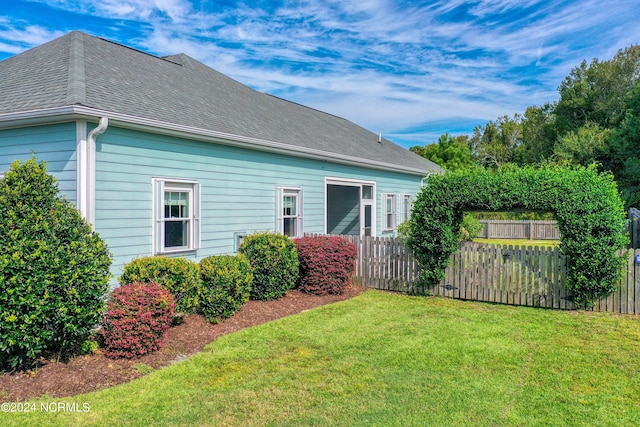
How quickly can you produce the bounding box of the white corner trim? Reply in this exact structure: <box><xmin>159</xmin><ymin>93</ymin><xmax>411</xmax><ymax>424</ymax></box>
<box><xmin>76</xmin><ymin>117</ymin><xmax>108</xmax><ymax>227</ymax></box>
<box><xmin>76</xmin><ymin>120</ymin><xmax>88</xmax><ymax>222</ymax></box>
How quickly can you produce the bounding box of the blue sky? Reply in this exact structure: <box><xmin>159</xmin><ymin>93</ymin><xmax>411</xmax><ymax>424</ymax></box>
<box><xmin>1</xmin><ymin>1</ymin><xmax>638</xmax><ymax>149</ymax></box>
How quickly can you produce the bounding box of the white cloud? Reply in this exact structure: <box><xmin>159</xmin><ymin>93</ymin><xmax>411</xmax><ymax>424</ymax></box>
<box><xmin>5</xmin><ymin>0</ymin><xmax>640</xmax><ymax>146</ymax></box>
<box><xmin>29</xmin><ymin>0</ymin><xmax>194</xmax><ymax>22</ymax></box>
<box><xmin>0</xmin><ymin>18</ymin><xmax>65</xmax><ymax>53</ymax></box>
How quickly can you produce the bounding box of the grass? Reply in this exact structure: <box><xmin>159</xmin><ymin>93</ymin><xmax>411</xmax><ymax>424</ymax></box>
<box><xmin>473</xmin><ymin>238</ymin><xmax>560</xmax><ymax>247</ymax></box>
<box><xmin>132</xmin><ymin>363</ymin><xmax>154</xmax><ymax>376</ymax></box>
<box><xmin>3</xmin><ymin>291</ymin><xmax>640</xmax><ymax>426</ymax></box>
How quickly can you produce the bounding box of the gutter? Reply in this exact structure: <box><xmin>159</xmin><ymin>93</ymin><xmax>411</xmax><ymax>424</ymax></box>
<box><xmin>1</xmin><ymin>106</ymin><xmax>432</xmax><ymax>177</ymax></box>
<box><xmin>77</xmin><ymin>116</ymin><xmax>108</xmax><ymax>227</ymax></box>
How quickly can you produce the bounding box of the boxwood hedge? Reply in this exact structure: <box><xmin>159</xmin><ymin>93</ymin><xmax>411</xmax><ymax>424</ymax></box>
<box><xmin>119</xmin><ymin>256</ymin><xmax>200</xmax><ymax>314</ymax></box>
<box><xmin>239</xmin><ymin>232</ymin><xmax>298</xmax><ymax>301</ymax></box>
<box><xmin>409</xmin><ymin>165</ymin><xmax>627</xmax><ymax>309</ymax></box>
<box><xmin>199</xmin><ymin>254</ymin><xmax>253</xmax><ymax>323</ymax></box>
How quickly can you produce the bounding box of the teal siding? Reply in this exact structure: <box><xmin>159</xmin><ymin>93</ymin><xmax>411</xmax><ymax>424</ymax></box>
<box><xmin>94</xmin><ymin>127</ymin><xmax>424</xmax><ymax>280</ymax></box>
<box><xmin>0</xmin><ymin>123</ymin><xmax>77</xmax><ymax>202</ymax></box>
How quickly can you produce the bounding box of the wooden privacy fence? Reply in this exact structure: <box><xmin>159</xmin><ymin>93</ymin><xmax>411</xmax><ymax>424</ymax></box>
<box><xmin>337</xmin><ymin>235</ymin><xmax>640</xmax><ymax>315</ymax></box>
<box><xmin>338</xmin><ymin>235</ymin><xmax>421</xmax><ymax>294</ymax></box>
<box><xmin>478</xmin><ymin>220</ymin><xmax>560</xmax><ymax>240</ymax></box>
<box><xmin>629</xmin><ymin>209</ymin><xmax>640</xmax><ymax>249</ymax></box>
<box><xmin>477</xmin><ymin>218</ymin><xmax>640</xmax><ymax>249</ymax></box>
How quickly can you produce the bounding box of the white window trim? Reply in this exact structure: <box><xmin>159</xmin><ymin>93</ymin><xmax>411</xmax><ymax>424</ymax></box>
<box><xmin>382</xmin><ymin>193</ymin><xmax>397</xmax><ymax>231</ymax></box>
<box><xmin>324</xmin><ymin>177</ymin><xmax>377</xmax><ymax>237</ymax></box>
<box><xmin>276</xmin><ymin>186</ymin><xmax>303</xmax><ymax>238</ymax></box>
<box><xmin>152</xmin><ymin>177</ymin><xmax>201</xmax><ymax>255</ymax></box>
<box><xmin>400</xmin><ymin>193</ymin><xmax>413</xmax><ymax>223</ymax></box>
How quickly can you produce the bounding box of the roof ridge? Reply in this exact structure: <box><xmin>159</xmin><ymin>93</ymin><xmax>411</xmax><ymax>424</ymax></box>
<box><xmin>91</xmin><ymin>33</ymin><xmax>182</xmax><ymax>66</ymax></box>
<box><xmin>66</xmin><ymin>31</ymin><xmax>86</xmax><ymax>105</ymax></box>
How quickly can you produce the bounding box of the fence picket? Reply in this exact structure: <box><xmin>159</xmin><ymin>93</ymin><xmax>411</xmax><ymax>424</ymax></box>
<box><xmin>635</xmin><ymin>250</ymin><xmax>640</xmax><ymax>315</ymax></box>
<box><xmin>315</xmin><ymin>234</ymin><xmax>639</xmax><ymax>314</ymax></box>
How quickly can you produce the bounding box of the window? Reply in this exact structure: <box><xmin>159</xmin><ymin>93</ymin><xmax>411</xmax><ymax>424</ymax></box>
<box><xmin>277</xmin><ymin>187</ymin><xmax>303</xmax><ymax>238</ymax></box>
<box><xmin>153</xmin><ymin>178</ymin><xmax>200</xmax><ymax>254</ymax></box>
<box><xmin>325</xmin><ymin>178</ymin><xmax>376</xmax><ymax>237</ymax></box>
<box><xmin>383</xmin><ymin>193</ymin><xmax>396</xmax><ymax>231</ymax></box>
<box><xmin>362</xmin><ymin>185</ymin><xmax>374</xmax><ymax>236</ymax></box>
<box><xmin>400</xmin><ymin>194</ymin><xmax>413</xmax><ymax>222</ymax></box>
<box><xmin>362</xmin><ymin>185</ymin><xmax>373</xmax><ymax>200</ymax></box>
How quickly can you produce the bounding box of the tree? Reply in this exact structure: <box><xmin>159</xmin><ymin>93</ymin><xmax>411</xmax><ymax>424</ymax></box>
<box><xmin>610</xmin><ymin>82</ymin><xmax>640</xmax><ymax>207</ymax></box>
<box><xmin>514</xmin><ymin>104</ymin><xmax>557</xmax><ymax>164</ymax></box>
<box><xmin>469</xmin><ymin>115</ymin><xmax>522</xmax><ymax>167</ymax></box>
<box><xmin>555</xmin><ymin>45</ymin><xmax>640</xmax><ymax>135</ymax></box>
<box><xmin>410</xmin><ymin>134</ymin><xmax>476</xmax><ymax>171</ymax></box>
<box><xmin>553</xmin><ymin>122</ymin><xmax>612</xmax><ymax>166</ymax></box>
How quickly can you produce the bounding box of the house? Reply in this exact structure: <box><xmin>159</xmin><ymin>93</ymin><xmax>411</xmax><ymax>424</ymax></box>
<box><xmin>0</xmin><ymin>31</ymin><xmax>441</xmax><ymax>280</ymax></box>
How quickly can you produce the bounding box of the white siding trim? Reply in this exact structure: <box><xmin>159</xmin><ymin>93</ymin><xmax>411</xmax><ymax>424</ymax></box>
<box><xmin>76</xmin><ymin>118</ymin><xmax>107</xmax><ymax>227</ymax></box>
<box><xmin>76</xmin><ymin>120</ymin><xmax>88</xmax><ymax>222</ymax></box>
<box><xmin>0</xmin><ymin>105</ymin><xmax>433</xmax><ymax>176</ymax></box>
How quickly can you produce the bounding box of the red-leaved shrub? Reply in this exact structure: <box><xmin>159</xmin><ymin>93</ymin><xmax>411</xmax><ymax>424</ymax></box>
<box><xmin>295</xmin><ymin>236</ymin><xmax>357</xmax><ymax>295</ymax></box>
<box><xmin>101</xmin><ymin>282</ymin><xmax>175</xmax><ymax>359</ymax></box>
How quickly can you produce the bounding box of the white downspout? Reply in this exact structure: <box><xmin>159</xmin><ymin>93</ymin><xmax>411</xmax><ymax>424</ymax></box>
<box><xmin>78</xmin><ymin>117</ymin><xmax>108</xmax><ymax>227</ymax></box>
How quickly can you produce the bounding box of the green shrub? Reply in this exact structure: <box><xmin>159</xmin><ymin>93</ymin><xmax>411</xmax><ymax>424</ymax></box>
<box><xmin>0</xmin><ymin>158</ymin><xmax>112</xmax><ymax>370</ymax></box>
<box><xmin>199</xmin><ymin>255</ymin><xmax>253</xmax><ymax>323</ymax></box>
<box><xmin>460</xmin><ymin>213</ymin><xmax>482</xmax><ymax>241</ymax></box>
<box><xmin>295</xmin><ymin>236</ymin><xmax>357</xmax><ymax>295</ymax></box>
<box><xmin>239</xmin><ymin>232</ymin><xmax>299</xmax><ymax>301</ymax></box>
<box><xmin>102</xmin><ymin>282</ymin><xmax>175</xmax><ymax>359</ymax></box>
<box><xmin>81</xmin><ymin>339</ymin><xmax>100</xmax><ymax>356</ymax></box>
<box><xmin>409</xmin><ymin>164</ymin><xmax>627</xmax><ymax>308</ymax></box>
<box><xmin>120</xmin><ymin>257</ymin><xmax>200</xmax><ymax>313</ymax></box>
<box><xmin>397</xmin><ymin>220</ymin><xmax>411</xmax><ymax>240</ymax></box>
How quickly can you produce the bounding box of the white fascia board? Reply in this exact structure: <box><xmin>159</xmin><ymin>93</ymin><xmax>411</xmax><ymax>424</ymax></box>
<box><xmin>0</xmin><ymin>106</ymin><xmax>432</xmax><ymax>176</ymax></box>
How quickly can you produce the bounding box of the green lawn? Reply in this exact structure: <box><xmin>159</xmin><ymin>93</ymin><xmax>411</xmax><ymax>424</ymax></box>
<box><xmin>3</xmin><ymin>291</ymin><xmax>640</xmax><ymax>426</ymax></box>
<box><xmin>473</xmin><ymin>238</ymin><xmax>560</xmax><ymax>247</ymax></box>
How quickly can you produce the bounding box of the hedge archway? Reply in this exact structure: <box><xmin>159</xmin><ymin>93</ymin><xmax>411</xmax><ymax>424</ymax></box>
<box><xmin>408</xmin><ymin>165</ymin><xmax>628</xmax><ymax>309</ymax></box>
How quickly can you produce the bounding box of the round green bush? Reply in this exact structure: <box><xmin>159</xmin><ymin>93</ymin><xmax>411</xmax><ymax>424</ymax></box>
<box><xmin>239</xmin><ymin>232</ymin><xmax>299</xmax><ymax>301</ymax></box>
<box><xmin>409</xmin><ymin>164</ymin><xmax>627</xmax><ymax>309</ymax></box>
<box><xmin>120</xmin><ymin>256</ymin><xmax>200</xmax><ymax>313</ymax></box>
<box><xmin>0</xmin><ymin>158</ymin><xmax>112</xmax><ymax>370</ymax></box>
<box><xmin>199</xmin><ymin>255</ymin><xmax>253</xmax><ymax>323</ymax></box>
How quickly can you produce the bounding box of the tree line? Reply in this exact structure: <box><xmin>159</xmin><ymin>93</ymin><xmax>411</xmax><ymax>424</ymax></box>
<box><xmin>411</xmin><ymin>45</ymin><xmax>640</xmax><ymax>209</ymax></box>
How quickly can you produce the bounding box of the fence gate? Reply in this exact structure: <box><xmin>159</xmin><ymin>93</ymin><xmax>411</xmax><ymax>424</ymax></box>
<box><xmin>334</xmin><ymin>235</ymin><xmax>420</xmax><ymax>293</ymax></box>
<box><xmin>435</xmin><ymin>242</ymin><xmax>572</xmax><ymax>309</ymax></box>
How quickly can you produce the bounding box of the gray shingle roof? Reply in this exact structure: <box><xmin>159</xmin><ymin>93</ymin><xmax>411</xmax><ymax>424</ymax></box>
<box><xmin>0</xmin><ymin>31</ymin><xmax>440</xmax><ymax>174</ymax></box>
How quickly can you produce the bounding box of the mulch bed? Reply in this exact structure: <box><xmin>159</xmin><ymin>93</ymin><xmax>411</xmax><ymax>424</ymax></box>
<box><xmin>0</xmin><ymin>285</ymin><xmax>366</xmax><ymax>402</ymax></box>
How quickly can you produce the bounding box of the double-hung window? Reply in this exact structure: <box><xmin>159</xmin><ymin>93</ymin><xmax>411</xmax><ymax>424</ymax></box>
<box><xmin>400</xmin><ymin>194</ymin><xmax>413</xmax><ymax>222</ymax></box>
<box><xmin>277</xmin><ymin>187</ymin><xmax>303</xmax><ymax>238</ymax></box>
<box><xmin>153</xmin><ymin>178</ymin><xmax>200</xmax><ymax>254</ymax></box>
<box><xmin>382</xmin><ymin>193</ymin><xmax>397</xmax><ymax>231</ymax></box>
